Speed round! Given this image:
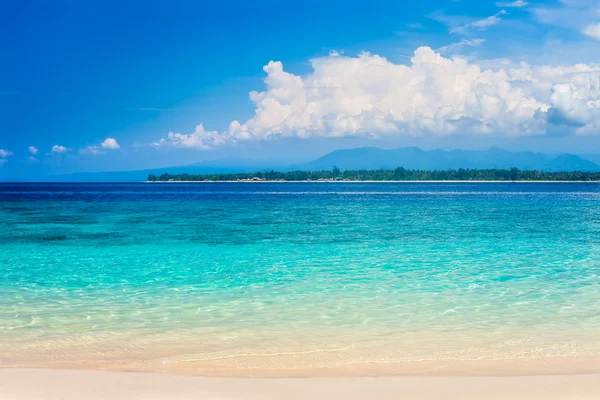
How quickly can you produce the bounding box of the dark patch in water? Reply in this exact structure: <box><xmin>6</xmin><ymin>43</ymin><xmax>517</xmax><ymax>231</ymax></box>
<box><xmin>3</xmin><ymin>206</ymin><xmax>33</xmax><ymax>213</ymax></box>
<box><xmin>48</xmin><ymin>215</ymin><xmax>92</xmax><ymax>224</ymax></box>
<box><xmin>78</xmin><ymin>232</ymin><xmax>124</xmax><ymax>240</ymax></box>
<box><xmin>120</xmin><ymin>217</ymin><xmax>149</xmax><ymax>224</ymax></box>
<box><xmin>37</xmin><ymin>234</ymin><xmax>70</xmax><ymax>242</ymax></box>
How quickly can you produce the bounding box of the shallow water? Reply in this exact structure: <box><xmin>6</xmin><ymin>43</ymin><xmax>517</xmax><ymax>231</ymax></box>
<box><xmin>1</xmin><ymin>182</ymin><xmax>600</xmax><ymax>375</ymax></box>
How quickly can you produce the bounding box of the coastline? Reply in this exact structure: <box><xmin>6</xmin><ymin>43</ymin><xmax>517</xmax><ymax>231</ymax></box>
<box><xmin>4</xmin><ymin>353</ymin><xmax>600</xmax><ymax>378</ymax></box>
<box><xmin>144</xmin><ymin>180</ymin><xmax>600</xmax><ymax>183</ymax></box>
<box><xmin>2</xmin><ymin>369</ymin><xmax>600</xmax><ymax>400</ymax></box>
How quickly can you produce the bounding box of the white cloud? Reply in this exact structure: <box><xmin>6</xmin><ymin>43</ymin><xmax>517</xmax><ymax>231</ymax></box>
<box><xmin>496</xmin><ymin>0</ymin><xmax>527</xmax><ymax>8</ymax></box>
<box><xmin>450</xmin><ymin>10</ymin><xmax>508</xmax><ymax>34</ymax></box>
<box><xmin>81</xmin><ymin>138</ymin><xmax>121</xmax><ymax>154</ymax></box>
<box><xmin>548</xmin><ymin>83</ymin><xmax>595</xmax><ymax>126</ymax></box>
<box><xmin>0</xmin><ymin>149</ymin><xmax>12</xmax><ymax>158</ymax></box>
<box><xmin>51</xmin><ymin>145</ymin><xmax>69</xmax><ymax>154</ymax></box>
<box><xmin>26</xmin><ymin>156</ymin><xmax>38</xmax><ymax>163</ymax></box>
<box><xmin>154</xmin><ymin>47</ymin><xmax>600</xmax><ymax>149</ymax></box>
<box><xmin>100</xmin><ymin>138</ymin><xmax>120</xmax><ymax>150</ymax></box>
<box><xmin>545</xmin><ymin>72</ymin><xmax>600</xmax><ymax>132</ymax></box>
<box><xmin>0</xmin><ymin>159</ymin><xmax>7</xmax><ymax>165</ymax></box>
<box><xmin>153</xmin><ymin>124</ymin><xmax>229</xmax><ymax>150</ymax></box>
<box><xmin>28</xmin><ymin>146</ymin><xmax>38</xmax><ymax>155</ymax></box>
<box><xmin>583</xmin><ymin>23</ymin><xmax>600</xmax><ymax>40</ymax></box>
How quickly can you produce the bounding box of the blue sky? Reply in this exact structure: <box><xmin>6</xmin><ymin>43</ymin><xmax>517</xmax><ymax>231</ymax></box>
<box><xmin>2</xmin><ymin>0</ymin><xmax>600</xmax><ymax>178</ymax></box>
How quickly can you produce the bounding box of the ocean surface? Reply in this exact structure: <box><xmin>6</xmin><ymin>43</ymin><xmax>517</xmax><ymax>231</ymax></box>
<box><xmin>1</xmin><ymin>182</ymin><xmax>600</xmax><ymax>375</ymax></box>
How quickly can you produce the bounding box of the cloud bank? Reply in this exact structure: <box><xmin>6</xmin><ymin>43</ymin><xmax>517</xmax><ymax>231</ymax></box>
<box><xmin>155</xmin><ymin>47</ymin><xmax>600</xmax><ymax>150</ymax></box>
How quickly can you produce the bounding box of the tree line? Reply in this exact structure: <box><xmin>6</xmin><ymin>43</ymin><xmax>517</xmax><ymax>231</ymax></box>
<box><xmin>147</xmin><ymin>167</ymin><xmax>600</xmax><ymax>182</ymax></box>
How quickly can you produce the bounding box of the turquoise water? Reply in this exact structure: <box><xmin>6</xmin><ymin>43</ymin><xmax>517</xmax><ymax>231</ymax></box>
<box><xmin>1</xmin><ymin>183</ymin><xmax>600</xmax><ymax>373</ymax></box>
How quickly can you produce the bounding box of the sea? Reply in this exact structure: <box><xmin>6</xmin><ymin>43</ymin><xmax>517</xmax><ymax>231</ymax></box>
<box><xmin>1</xmin><ymin>182</ymin><xmax>599</xmax><ymax>375</ymax></box>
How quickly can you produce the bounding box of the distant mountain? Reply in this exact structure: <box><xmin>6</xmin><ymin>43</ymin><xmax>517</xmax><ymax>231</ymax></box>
<box><xmin>35</xmin><ymin>147</ymin><xmax>600</xmax><ymax>182</ymax></box>
<box><xmin>543</xmin><ymin>154</ymin><xmax>600</xmax><ymax>172</ymax></box>
<box><xmin>582</xmin><ymin>153</ymin><xmax>600</xmax><ymax>166</ymax></box>
<box><xmin>293</xmin><ymin>147</ymin><xmax>600</xmax><ymax>172</ymax></box>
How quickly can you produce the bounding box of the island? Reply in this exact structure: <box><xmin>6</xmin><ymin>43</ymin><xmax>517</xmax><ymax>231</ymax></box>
<box><xmin>147</xmin><ymin>167</ymin><xmax>600</xmax><ymax>182</ymax></box>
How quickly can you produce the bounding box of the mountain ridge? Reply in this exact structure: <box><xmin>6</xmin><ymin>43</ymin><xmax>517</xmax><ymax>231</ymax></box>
<box><xmin>292</xmin><ymin>147</ymin><xmax>600</xmax><ymax>172</ymax></box>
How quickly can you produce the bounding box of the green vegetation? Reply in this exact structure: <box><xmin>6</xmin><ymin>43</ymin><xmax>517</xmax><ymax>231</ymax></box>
<box><xmin>147</xmin><ymin>167</ymin><xmax>600</xmax><ymax>182</ymax></box>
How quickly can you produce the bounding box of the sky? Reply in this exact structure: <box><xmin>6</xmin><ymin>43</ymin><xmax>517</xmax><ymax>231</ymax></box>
<box><xmin>2</xmin><ymin>0</ymin><xmax>600</xmax><ymax>178</ymax></box>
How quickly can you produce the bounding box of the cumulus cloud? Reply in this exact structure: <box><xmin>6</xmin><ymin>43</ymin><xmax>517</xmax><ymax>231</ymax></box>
<box><xmin>548</xmin><ymin>83</ymin><xmax>594</xmax><ymax>126</ymax></box>
<box><xmin>0</xmin><ymin>149</ymin><xmax>12</xmax><ymax>158</ymax></box>
<box><xmin>52</xmin><ymin>145</ymin><xmax>69</xmax><ymax>154</ymax></box>
<box><xmin>152</xmin><ymin>124</ymin><xmax>228</xmax><ymax>150</ymax></box>
<box><xmin>81</xmin><ymin>138</ymin><xmax>121</xmax><ymax>154</ymax></box>
<box><xmin>450</xmin><ymin>10</ymin><xmax>507</xmax><ymax>34</ymax></box>
<box><xmin>546</xmin><ymin>72</ymin><xmax>600</xmax><ymax>133</ymax></box>
<box><xmin>100</xmin><ymin>138</ymin><xmax>120</xmax><ymax>150</ymax></box>
<box><xmin>154</xmin><ymin>47</ymin><xmax>600</xmax><ymax>149</ymax></box>
<box><xmin>28</xmin><ymin>146</ymin><xmax>38</xmax><ymax>155</ymax></box>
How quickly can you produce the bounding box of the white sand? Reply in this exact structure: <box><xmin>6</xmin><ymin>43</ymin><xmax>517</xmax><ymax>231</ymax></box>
<box><xmin>1</xmin><ymin>369</ymin><xmax>599</xmax><ymax>400</ymax></box>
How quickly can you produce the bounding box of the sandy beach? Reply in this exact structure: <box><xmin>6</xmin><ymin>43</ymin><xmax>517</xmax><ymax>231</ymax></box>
<box><xmin>1</xmin><ymin>369</ymin><xmax>599</xmax><ymax>399</ymax></box>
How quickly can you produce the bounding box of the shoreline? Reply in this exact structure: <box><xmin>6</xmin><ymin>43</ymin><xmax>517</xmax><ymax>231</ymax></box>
<box><xmin>144</xmin><ymin>180</ymin><xmax>600</xmax><ymax>183</ymax></box>
<box><xmin>2</xmin><ymin>368</ymin><xmax>600</xmax><ymax>399</ymax></box>
<box><xmin>4</xmin><ymin>353</ymin><xmax>600</xmax><ymax>378</ymax></box>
